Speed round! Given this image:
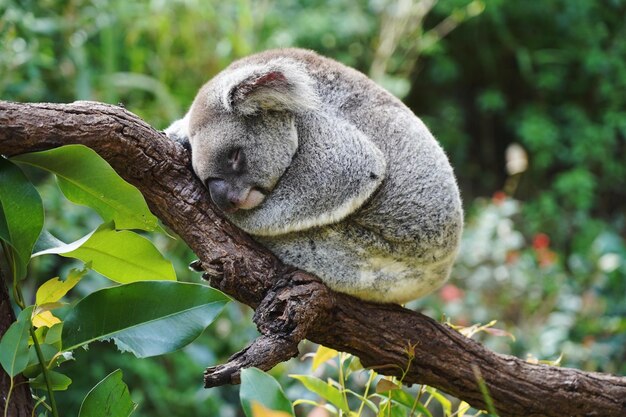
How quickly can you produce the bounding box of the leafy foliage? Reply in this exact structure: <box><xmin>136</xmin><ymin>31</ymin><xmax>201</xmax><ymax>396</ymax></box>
<box><xmin>0</xmin><ymin>148</ymin><xmax>230</xmax><ymax>417</ymax></box>
<box><xmin>411</xmin><ymin>0</ymin><xmax>626</xmax><ymax>249</ymax></box>
<box><xmin>280</xmin><ymin>345</ymin><xmax>490</xmax><ymax>416</ymax></box>
<box><xmin>426</xmin><ymin>195</ymin><xmax>626</xmax><ymax>375</ymax></box>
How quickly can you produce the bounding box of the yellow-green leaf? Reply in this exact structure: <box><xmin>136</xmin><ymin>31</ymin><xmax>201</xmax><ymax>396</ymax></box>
<box><xmin>36</xmin><ymin>267</ymin><xmax>87</xmax><ymax>305</ymax></box>
<box><xmin>34</xmin><ymin>223</ymin><xmax>175</xmax><ymax>284</ymax></box>
<box><xmin>32</xmin><ymin>311</ymin><xmax>61</xmax><ymax>329</ymax></box>
<box><xmin>312</xmin><ymin>345</ymin><xmax>338</xmax><ymax>371</ymax></box>
<box><xmin>457</xmin><ymin>401</ymin><xmax>471</xmax><ymax>417</ymax></box>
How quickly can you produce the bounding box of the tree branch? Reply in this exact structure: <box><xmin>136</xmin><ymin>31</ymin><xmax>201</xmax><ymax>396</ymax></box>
<box><xmin>1</xmin><ymin>101</ymin><xmax>625</xmax><ymax>417</ymax></box>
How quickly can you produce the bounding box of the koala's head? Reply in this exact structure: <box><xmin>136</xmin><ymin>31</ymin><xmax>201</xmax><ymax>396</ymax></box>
<box><xmin>186</xmin><ymin>58</ymin><xmax>320</xmax><ymax>214</ymax></box>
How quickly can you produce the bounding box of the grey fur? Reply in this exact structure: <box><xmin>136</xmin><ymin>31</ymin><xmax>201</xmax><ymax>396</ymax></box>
<box><xmin>166</xmin><ymin>48</ymin><xmax>463</xmax><ymax>304</ymax></box>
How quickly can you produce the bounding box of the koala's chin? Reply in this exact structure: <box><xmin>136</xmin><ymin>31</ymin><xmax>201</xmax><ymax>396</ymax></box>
<box><xmin>166</xmin><ymin>48</ymin><xmax>464</xmax><ymax>305</ymax></box>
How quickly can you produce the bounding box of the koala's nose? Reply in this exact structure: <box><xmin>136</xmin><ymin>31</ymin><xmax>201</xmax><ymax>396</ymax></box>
<box><xmin>207</xmin><ymin>179</ymin><xmax>238</xmax><ymax>213</ymax></box>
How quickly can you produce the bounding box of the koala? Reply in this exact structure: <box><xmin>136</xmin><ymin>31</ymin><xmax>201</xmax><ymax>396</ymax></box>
<box><xmin>166</xmin><ymin>48</ymin><xmax>463</xmax><ymax>304</ymax></box>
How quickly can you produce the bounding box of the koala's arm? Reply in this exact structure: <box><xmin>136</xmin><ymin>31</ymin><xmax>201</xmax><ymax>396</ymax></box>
<box><xmin>164</xmin><ymin>113</ymin><xmax>191</xmax><ymax>147</ymax></box>
<box><xmin>230</xmin><ymin>114</ymin><xmax>386</xmax><ymax>236</ymax></box>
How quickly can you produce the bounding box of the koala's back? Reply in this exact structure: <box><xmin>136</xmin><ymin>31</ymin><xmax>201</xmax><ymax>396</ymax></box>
<box><xmin>236</xmin><ymin>51</ymin><xmax>462</xmax><ymax>243</ymax></box>
<box><xmin>226</xmin><ymin>49</ymin><xmax>463</xmax><ymax>303</ymax></box>
<box><xmin>228</xmin><ymin>48</ymin><xmax>403</xmax><ymax>115</ymax></box>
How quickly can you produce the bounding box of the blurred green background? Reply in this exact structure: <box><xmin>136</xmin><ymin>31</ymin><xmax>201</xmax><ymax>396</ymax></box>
<box><xmin>1</xmin><ymin>0</ymin><xmax>625</xmax><ymax>415</ymax></box>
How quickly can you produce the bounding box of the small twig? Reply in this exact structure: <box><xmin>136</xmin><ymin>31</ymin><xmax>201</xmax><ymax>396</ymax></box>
<box><xmin>29</xmin><ymin>328</ymin><xmax>59</xmax><ymax>417</ymax></box>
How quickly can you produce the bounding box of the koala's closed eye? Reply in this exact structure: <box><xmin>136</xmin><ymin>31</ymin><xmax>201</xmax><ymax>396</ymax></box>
<box><xmin>227</xmin><ymin>148</ymin><xmax>243</xmax><ymax>172</ymax></box>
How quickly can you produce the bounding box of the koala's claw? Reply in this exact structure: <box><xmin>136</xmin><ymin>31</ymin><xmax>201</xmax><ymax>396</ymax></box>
<box><xmin>188</xmin><ymin>259</ymin><xmax>204</xmax><ymax>272</ymax></box>
<box><xmin>189</xmin><ymin>259</ymin><xmax>224</xmax><ymax>281</ymax></box>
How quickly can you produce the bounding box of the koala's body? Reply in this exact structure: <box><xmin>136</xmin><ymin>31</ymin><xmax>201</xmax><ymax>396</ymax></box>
<box><xmin>166</xmin><ymin>48</ymin><xmax>463</xmax><ymax>304</ymax></box>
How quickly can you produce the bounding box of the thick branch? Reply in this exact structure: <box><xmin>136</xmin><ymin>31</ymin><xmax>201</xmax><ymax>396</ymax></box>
<box><xmin>1</xmin><ymin>101</ymin><xmax>625</xmax><ymax>417</ymax></box>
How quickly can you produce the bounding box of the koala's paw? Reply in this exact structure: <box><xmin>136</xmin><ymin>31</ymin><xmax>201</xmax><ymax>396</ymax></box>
<box><xmin>164</xmin><ymin>116</ymin><xmax>190</xmax><ymax>146</ymax></box>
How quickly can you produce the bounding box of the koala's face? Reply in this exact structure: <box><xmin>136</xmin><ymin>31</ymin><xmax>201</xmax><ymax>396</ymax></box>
<box><xmin>181</xmin><ymin>58</ymin><xmax>318</xmax><ymax>214</ymax></box>
<box><xmin>189</xmin><ymin>110</ymin><xmax>298</xmax><ymax>214</ymax></box>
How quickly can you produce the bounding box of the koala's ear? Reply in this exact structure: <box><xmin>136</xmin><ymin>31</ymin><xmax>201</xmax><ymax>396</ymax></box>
<box><xmin>223</xmin><ymin>60</ymin><xmax>320</xmax><ymax>115</ymax></box>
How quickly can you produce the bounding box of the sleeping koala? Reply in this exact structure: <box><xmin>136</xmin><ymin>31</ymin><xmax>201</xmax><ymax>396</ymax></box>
<box><xmin>166</xmin><ymin>48</ymin><xmax>463</xmax><ymax>304</ymax></box>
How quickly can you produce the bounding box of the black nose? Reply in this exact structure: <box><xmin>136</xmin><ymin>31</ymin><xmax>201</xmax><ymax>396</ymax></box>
<box><xmin>207</xmin><ymin>179</ymin><xmax>237</xmax><ymax>213</ymax></box>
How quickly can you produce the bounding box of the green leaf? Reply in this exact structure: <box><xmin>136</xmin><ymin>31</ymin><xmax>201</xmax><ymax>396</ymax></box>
<box><xmin>34</xmin><ymin>223</ymin><xmax>175</xmax><ymax>283</ymax></box>
<box><xmin>240</xmin><ymin>368</ymin><xmax>294</xmax><ymax>417</ymax></box>
<box><xmin>0</xmin><ymin>306</ymin><xmax>34</xmax><ymax>377</ymax></box>
<box><xmin>290</xmin><ymin>374</ymin><xmax>348</xmax><ymax>412</ymax></box>
<box><xmin>375</xmin><ymin>390</ymin><xmax>433</xmax><ymax>417</ymax></box>
<box><xmin>79</xmin><ymin>369</ymin><xmax>136</xmax><ymax>417</ymax></box>
<box><xmin>292</xmin><ymin>400</ymin><xmax>337</xmax><ymax>414</ymax></box>
<box><xmin>62</xmin><ymin>281</ymin><xmax>230</xmax><ymax>357</ymax></box>
<box><xmin>32</xmin><ymin>326</ymin><xmax>46</xmax><ymax>345</ymax></box>
<box><xmin>13</xmin><ymin>145</ymin><xmax>157</xmax><ymax>231</ymax></box>
<box><xmin>22</xmin><ymin>343</ymin><xmax>65</xmax><ymax>378</ymax></box>
<box><xmin>345</xmin><ymin>388</ymin><xmax>378</xmax><ymax>414</ymax></box>
<box><xmin>36</xmin><ymin>267</ymin><xmax>88</xmax><ymax>305</ymax></box>
<box><xmin>29</xmin><ymin>369</ymin><xmax>72</xmax><ymax>391</ymax></box>
<box><xmin>45</xmin><ymin>323</ymin><xmax>64</xmax><ymax>349</ymax></box>
<box><xmin>0</xmin><ymin>158</ymin><xmax>44</xmax><ymax>278</ymax></box>
<box><xmin>33</xmin><ymin>230</ymin><xmax>71</xmax><ymax>255</ymax></box>
<box><xmin>378</xmin><ymin>399</ymin><xmax>408</xmax><ymax>417</ymax></box>
<box><xmin>23</xmin><ymin>343</ymin><xmax>61</xmax><ymax>378</ymax></box>
<box><xmin>32</xmin><ymin>229</ymin><xmax>91</xmax><ymax>257</ymax></box>
<box><xmin>32</xmin><ymin>323</ymin><xmax>63</xmax><ymax>347</ymax></box>
<box><xmin>425</xmin><ymin>386</ymin><xmax>452</xmax><ymax>415</ymax></box>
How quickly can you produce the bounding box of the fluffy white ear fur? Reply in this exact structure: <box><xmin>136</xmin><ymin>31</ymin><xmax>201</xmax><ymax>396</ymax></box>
<box><xmin>220</xmin><ymin>58</ymin><xmax>320</xmax><ymax>115</ymax></box>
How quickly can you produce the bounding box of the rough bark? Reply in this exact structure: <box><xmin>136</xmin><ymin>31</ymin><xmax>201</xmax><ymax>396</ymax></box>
<box><xmin>1</xmin><ymin>101</ymin><xmax>625</xmax><ymax>417</ymax></box>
